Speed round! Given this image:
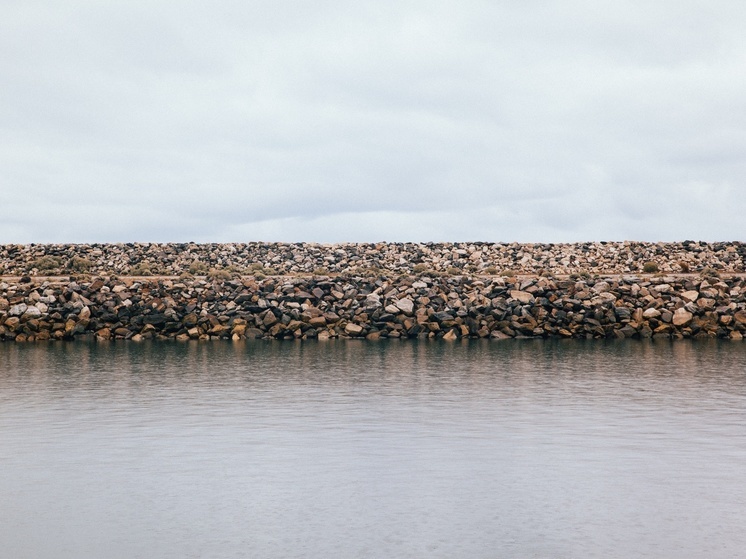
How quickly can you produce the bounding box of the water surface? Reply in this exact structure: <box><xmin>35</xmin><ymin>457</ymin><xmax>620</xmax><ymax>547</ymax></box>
<box><xmin>1</xmin><ymin>340</ymin><xmax>745</xmax><ymax>558</ymax></box>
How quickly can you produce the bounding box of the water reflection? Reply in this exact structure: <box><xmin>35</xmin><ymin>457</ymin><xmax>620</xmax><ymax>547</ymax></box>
<box><xmin>1</xmin><ymin>340</ymin><xmax>745</xmax><ymax>558</ymax></box>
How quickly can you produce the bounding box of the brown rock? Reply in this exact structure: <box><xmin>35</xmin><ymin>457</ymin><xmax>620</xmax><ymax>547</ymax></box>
<box><xmin>309</xmin><ymin>316</ymin><xmax>327</xmax><ymax>328</ymax></box>
<box><xmin>442</xmin><ymin>328</ymin><xmax>458</xmax><ymax>341</ymax></box>
<box><xmin>345</xmin><ymin>323</ymin><xmax>364</xmax><ymax>336</ymax></box>
<box><xmin>510</xmin><ymin>290</ymin><xmax>534</xmax><ymax>304</ymax></box>
<box><xmin>734</xmin><ymin>310</ymin><xmax>746</xmax><ymax>325</ymax></box>
<box><xmin>673</xmin><ymin>308</ymin><xmax>694</xmax><ymax>326</ymax></box>
<box><xmin>96</xmin><ymin>327</ymin><xmax>112</xmax><ymax>340</ymax></box>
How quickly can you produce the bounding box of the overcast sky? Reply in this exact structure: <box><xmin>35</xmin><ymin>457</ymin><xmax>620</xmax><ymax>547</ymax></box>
<box><xmin>1</xmin><ymin>1</ymin><xmax>745</xmax><ymax>243</ymax></box>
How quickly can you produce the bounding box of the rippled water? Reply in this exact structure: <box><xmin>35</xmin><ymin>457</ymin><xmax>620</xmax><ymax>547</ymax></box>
<box><xmin>1</xmin><ymin>340</ymin><xmax>745</xmax><ymax>558</ymax></box>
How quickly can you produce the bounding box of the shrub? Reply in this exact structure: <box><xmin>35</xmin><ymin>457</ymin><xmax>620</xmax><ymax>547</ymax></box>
<box><xmin>188</xmin><ymin>260</ymin><xmax>208</xmax><ymax>275</ymax></box>
<box><xmin>501</xmin><ymin>269</ymin><xmax>516</xmax><ymax>277</ymax></box>
<box><xmin>484</xmin><ymin>266</ymin><xmax>498</xmax><ymax>275</ymax></box>
<box><xmin>700</xmin><ymin>267</ymin><xmax>720</xmax><ymax>279</ymax></box>
<box><xmin>447</xmin><ymin>267</ymin><xmax>461</xmax><ymax>275</ymax></box>
<box><xmin>68</xmin><ymin>256</ymin><xmax>93</xmax><ymax>272</ymax></box>
<box><xmin>129</xmin><ymin>263</ymin><xmax>152</xmax><ymax>276</ymax></box>
<box><xmin>30</xmin><ymin>256</ymin><xmax>63</xmax><ymax>273</ymax></box>
<box><xmin>642</xmin><ymin>261</ymin><xmax>659</xmax><ymax>273</ymax></box>
<box><xmin>678</xmin><ymin>261</ymin><xmax>690</xmax><ymax>273</ymax></box>
<box><xmin>413</xmin><ymin>263</ymin><xmax>430</xmax><ymax>274</ymax></box>
<box><xmin>313</xmin><ymin>267</ymin><xmax>330</xmax><ymax>275</ymax></box>
<box><xmin>207</xmin><ymin>268</ymin><xmax>231</xmax><ymax>280</ymax></box>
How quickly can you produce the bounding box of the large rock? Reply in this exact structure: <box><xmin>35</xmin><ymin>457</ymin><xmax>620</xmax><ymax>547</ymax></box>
<box><xmin>22</xmin><ymin>306</ymin><xmax>42</xmax><ymax>319</ymax></box>
<box><xmin>510</xmin><ymin>290</ymin><xmax>534</xmax><ymax>304</ymax></box>
<box><xmin>9</xmin><ymin>303</ymin><xmax>27</xmax><ymax>316</ymax></box>
<box><xmin>643</xmin><ymin>308</ymin><xmax>661</xmax><ymax>319</ymax></box>
<box><xmin>733</xmin><ymin>310</ymin><xmax>746</xmax><ymax>325</ymax></box>
<box><xmin>345</xmin><ymin>323</ymin><xmax>364</xmax><ymax>336</ymax></box>
<box><xmin>395</xmin><ymin>298</ymin><xmax>414</xmax><ymax>314</ymax></box>
<box><xmin>673</xmin><ymin>308</ymin><xmax>694</xmax><ymax>326</ymax></box>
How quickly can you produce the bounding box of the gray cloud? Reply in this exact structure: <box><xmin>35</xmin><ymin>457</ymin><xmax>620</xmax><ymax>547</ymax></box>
<box><xmin>1</xmin><ymin>0</ymin><xmax>745</xmax><ymax>242</ymax></box>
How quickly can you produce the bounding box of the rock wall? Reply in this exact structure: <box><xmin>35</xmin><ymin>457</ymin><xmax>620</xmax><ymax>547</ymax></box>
<box><xmin>1</xmin><ymin>273</ymin><xmax>744</xmax><ymax>342</ymax></box>
<box><xmin>1</xmin><ymin>241</ymin><xmax>744</xmax><ymax>277</ymax></box>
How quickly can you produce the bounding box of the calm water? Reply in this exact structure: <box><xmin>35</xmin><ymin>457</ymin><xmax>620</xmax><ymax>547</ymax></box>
<box><xmin>1</xmin><ymin>340</ymin><xmax>745</xmax><ymax>559</ymax></box>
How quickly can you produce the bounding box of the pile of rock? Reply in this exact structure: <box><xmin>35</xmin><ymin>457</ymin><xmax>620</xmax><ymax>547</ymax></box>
<box><xmin>0</xmin><ymin>241</ymin><xmax>744</xmax><ymax>277</ymax></box>
<box><xmin>1</xmin><ymin>272</ymin><xmax>744</xmax><ymax>342</ymax></box>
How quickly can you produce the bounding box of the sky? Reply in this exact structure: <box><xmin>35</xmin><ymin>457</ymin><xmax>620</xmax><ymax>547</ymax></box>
<box><xmin>1</xmin><ymin>0</ymin><xmax>745</xmax><ymax>243</ymax></box>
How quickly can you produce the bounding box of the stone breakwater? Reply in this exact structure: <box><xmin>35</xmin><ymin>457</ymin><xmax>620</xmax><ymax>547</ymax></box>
<box><xmin>1</xmin><ymin>273</ymin><xmax>745</xmax><ymax>342</ymax></box>
<box><xmin>1</xmin><ymin>241</ymin><xmax>745</xmax><ymax>277</ymax></box>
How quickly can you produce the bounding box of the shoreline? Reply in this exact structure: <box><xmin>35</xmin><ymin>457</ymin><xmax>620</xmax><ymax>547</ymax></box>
<box><xmin>2</xmin><ymin>271</ymin><xmax>745</xmax><ymax>343</ymax></box>
<box><xmin>2</xmin><ymin>242</ymin><xmax>744</xmax><ymax>343</ymax></box>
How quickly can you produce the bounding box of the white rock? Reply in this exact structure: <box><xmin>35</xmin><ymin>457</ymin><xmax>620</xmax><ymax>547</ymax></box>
<box><xmin>395</xmin><ymin>298</ymin><xmax>414</xmax><ymax>314</ymax></box>
<box><xmin>9</xmin><ymin>303</ymin><xmax>27</xmax><ymax>316</ymax></box>
<box><xmin>22</xmin><ymin>306</ymin><xmax>42</xmax><ymax>318</ymax></box>
<box><xmin>643</xmin><ymin>308</ymin><xmax>661</xmax><ymax>319</ymax></box>
<box><xmin>591</xmin><ymin>281</ymin><xmax>611</xmax><ymax>294</ymax></box>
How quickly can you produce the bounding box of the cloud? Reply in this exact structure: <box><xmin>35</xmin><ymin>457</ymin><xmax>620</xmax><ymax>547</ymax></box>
<box><xmin>1</xmin><ymin>0</ymin><xmax>745</xmax><ymax>242</ymax></box>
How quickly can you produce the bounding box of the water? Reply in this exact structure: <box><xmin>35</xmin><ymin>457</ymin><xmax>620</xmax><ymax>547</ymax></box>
<box><xmin>1</xmin><ymin>340</ymin><xmax>745</xmax><ymax>559</ymax></box>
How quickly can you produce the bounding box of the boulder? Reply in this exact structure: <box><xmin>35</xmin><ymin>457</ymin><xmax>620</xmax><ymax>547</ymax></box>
<box><xmin>673</xmin><ymin>308</ymin><xmax>694</xmax><ymax>326</ymax></box>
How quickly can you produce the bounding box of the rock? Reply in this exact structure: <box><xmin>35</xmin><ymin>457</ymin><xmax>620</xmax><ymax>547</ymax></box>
<box><xmin>591</xmin><ymin>281</ymin><xmax>611</xmax><ymax>294</ymax></box>
<box><xmin>673</xmin><ymin>308</ymin><xmax>694</xmax><ymax>326</ymax></box>
<box><xmin>442</xmin><ymin>328</ymin><xmax>458</xmax><ymax>341</ymax></box>
<box><xmin>344</xmin><ymin>323</ymin><xmax>364</xmax><ymax>336</ymax></box>
<box><xmin>733</xmin><ymin>310</ymin><xmax>746</xmax><ymax>325</ymax></box>
<box><xmin>96</xmin><ymin>328</ymin><xmax>111</xmax><ymax>340</ymax></box>
<box><xmin>22</xmin><ymin>306</ymin><xmax>42</xmax><ymax>319</ymax></box>
<box><xmin>395</xmin><ymin>298</ymin><xmax>414</xmax><ymax>314</ymax></box>
<box><xmin>244</xmin><ymin>328</ymin><xmax>264</xmax><ymax>339</ymax></box>
<box><xmin>643</xmin><ymin>308</ymin><xmax>661</xmax><ymax>319</ymax></box>
<box><xmin>309</xmin><ymin>316</ymin><xmax>327</xmax><ymax>328</ymax></box>
<box><xmin>510</xmin><ymin>290</ymin><xmax>534</xmax><ymax>304</ymax></box>
<box><xmin>681</xmin><ymin>290</ymin><xmax>699</xmax><ymax>302</ymax></box>
<box><xmin>9</xmin><ymin>303</ymin><xmax>27</xmax><ymax>316</ymax></box>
